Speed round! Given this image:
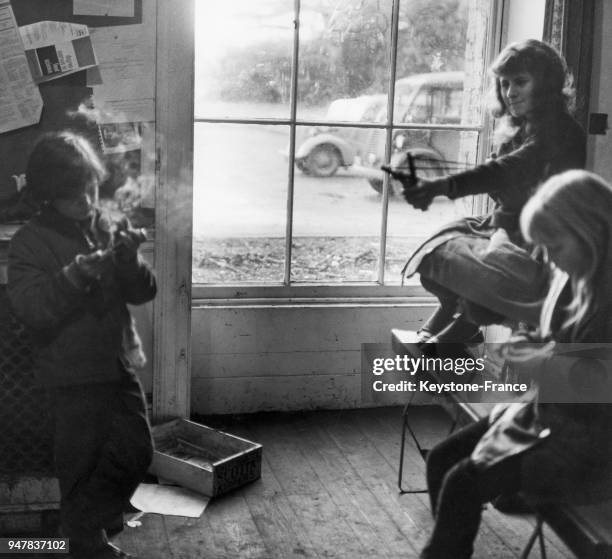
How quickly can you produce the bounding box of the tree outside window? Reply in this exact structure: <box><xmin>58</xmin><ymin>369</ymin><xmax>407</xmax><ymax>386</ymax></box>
<box><xmin>193</xmin><ymin>0</ymin><xmax>491</xmax><ymax>286</ymax></box>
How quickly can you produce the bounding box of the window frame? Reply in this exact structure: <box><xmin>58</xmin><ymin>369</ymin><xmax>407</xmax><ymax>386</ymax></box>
<box><xmin>189</xmin><ymin>0</ymin><xmax>504</xmax><ymax>301</ymax></box>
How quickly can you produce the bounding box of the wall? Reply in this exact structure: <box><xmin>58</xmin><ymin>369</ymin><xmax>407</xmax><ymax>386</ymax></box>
<box><xmin>587</xmin><ymin>0</ymin><xmax>612</xmax><ymax>179</ymax></box>
<box><xmin>503</xmin><ymin>0</ymin><xmax>612</xmax><ymax>185</ymax></box>
<box><xmin>190</xmin><ymin>302</ymin><xmax>435</xmax><ymax>414</ymax></box>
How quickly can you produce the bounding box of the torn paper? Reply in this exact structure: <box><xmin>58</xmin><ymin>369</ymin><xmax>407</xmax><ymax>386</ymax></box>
<box><xmin>19</xmin><ymin>21</ymin><xmax>97</xmax><ymax>83</ymax></box>
<box><xmin>74</xmin><ymin>0</ymin><xmax>135</xmax><ymax>18</ymax></box>
<box><xmin>130</xmin><ymin>483</ymin><xmax>209</xmax><ymax>518</ymax></box>
<box><xmin>0</xmin><ymin>1</ymin><xmax>43</xmax><ymax>133</ymax></box>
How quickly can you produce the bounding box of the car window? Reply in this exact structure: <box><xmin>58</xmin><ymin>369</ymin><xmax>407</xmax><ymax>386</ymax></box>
<box><xmin>431</xmin><ymin>87</ymin><xmax>462</xmax><ymax>124</ymax></box>
<box><xmin>398</xmin><ymin>89</ymin><xmax>430</xmax><ymax>123</ymax></box>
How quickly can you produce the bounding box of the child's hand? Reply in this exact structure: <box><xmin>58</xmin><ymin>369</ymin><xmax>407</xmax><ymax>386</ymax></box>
<box><xmin>76</xmin><ymin>250</ymin><xmax>112</xmax><ymax>279</ymax></box>
<box><xmin>113</xmin><ymin>228</ymin><xmax>146</xmax><ymax>265</ymax></box>
<box><xmin>64</xmin><ymin>250</ymin><xmax>111</xmax><ymax>287</ymax></box>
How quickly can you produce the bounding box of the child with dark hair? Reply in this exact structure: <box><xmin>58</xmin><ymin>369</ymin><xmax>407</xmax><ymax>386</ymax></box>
<box><xmin>420</xmin><ymin>170</ymin><xmax>612</xmax><ymax>559</ymax></box>
<box><xmin>7</xmin><ymin>131</ymin><xmax>156</xmax><ymax>559</ymax></box>
<box><xmin>388</xmin><ymin>39</ymin><xmax>586</xmax><ymax>351</ymax></box>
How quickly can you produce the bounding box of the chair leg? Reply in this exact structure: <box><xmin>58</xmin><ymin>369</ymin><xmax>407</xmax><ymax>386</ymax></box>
<box><xmin>537</xmin><ymin>517</ymin><xmax>547</xmax><ymax>559</ymax></box>
<box><xmin>520</xmin><ymin>515</ymin><xmax>544</xmax><ymax>559</ymax></box>
<box><xmin>398</xmin><ymin>398</ymin><xmax>428</xmax><ymax>494</ymax></box>
<box><xmin>398</xmin><ymin>398</ymin><xmax>460</xmax><ymax>494</ymax></box>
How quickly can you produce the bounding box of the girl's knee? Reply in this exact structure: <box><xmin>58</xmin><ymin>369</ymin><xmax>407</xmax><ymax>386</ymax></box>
<box><xmin>439</xmin><ymin>459</ymin><xmax>481</xmax><ymax>501</ymax></box>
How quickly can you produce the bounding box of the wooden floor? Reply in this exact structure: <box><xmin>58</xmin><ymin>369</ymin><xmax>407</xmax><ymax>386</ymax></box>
<box><xmin>114</xmin><ymin>406</ymin><xmax>574</xmax><ymax>559</ymax></box>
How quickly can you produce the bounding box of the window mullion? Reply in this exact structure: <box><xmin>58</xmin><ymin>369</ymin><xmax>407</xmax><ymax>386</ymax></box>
<box><xmin>284</xmin><ymin>0</ymin><xmax>301</xmax><ymax>286</ymax></box>
<box><xmin>377</xmin><ymin>0</ymin><xmax>401</xmax><ymax>285</ymax></box>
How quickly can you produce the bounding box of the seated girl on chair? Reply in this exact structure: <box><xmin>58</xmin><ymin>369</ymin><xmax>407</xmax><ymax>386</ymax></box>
<box><xmin>419</xmin><ymin>169</ymin><xmax>612</xmax><ymax>559</ymax></box>
<box><xmin>387</xmin><ymin>39</ymin><xmax>586</xmax><ymax>352</ymax></box>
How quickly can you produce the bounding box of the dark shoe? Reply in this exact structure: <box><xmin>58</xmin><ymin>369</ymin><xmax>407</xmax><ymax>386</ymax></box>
<box><xmin>391</xmin><ymin>328</ymin><xmax>432</xmax><ymax>358</ymax></box>
<box><xmin>419</xmin><ymin>316</ymin><xmax>483</xmax><ymax>356</ymax></box>
<box><xmin>421</xmin><ymin>305</ymin><xmax>456</xmax><ymax>335</ymax></box>
<box><xmin>430</xmin><ymin>315</ymin><xmax>482</xmax><ymax>343</ymax></box>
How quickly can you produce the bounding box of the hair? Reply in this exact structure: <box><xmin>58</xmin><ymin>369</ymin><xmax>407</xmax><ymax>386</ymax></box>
<box><xmin>26</xmin><ymin>131</ymin><xmax>107</xmax><ymax>203</ymax></box>
<box><xmin>520</xmin><ymin>170</ymin><xmax>612</xmax><ymax>335</ymax></box>
<box><xmin>488</xmin><ymin>39</ymin><xmax>575</xmax><ymax>143</ymax></box>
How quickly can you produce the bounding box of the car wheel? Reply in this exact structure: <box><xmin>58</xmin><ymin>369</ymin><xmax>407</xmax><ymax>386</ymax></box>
<box><xmin>368</xmin><ymin>178</ymin><xmax>383</xmax><ymax>194</ymax></box>
<box><xmin>305</xmin><ymin>145</ymin><xmax>341</xmax><ymax>177</ymax></box>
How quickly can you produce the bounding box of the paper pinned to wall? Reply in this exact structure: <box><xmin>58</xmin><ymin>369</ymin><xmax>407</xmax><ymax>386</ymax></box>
<box><xmin>19</xmin><ymin>21</ymin><xmax>97</xmax><ymax>83</ymax></box>
<box><xmin>87</xmin><ymin>0</ymin><xmax>155</xmax><ymax>123</ymax></box>
<box><xmin>130</xmin><ymin>483</ymin><xmax>210</xmax><ymax>518</ymax></box>
<box><xmin>74</xmin><ymin>0</ymin><xmax>135</xmax><ymax>18</ymax></box>
<box><xmin>0</xmin><ymin>0</ymin><xmax>43</xmax><ymax>133</ymax></box>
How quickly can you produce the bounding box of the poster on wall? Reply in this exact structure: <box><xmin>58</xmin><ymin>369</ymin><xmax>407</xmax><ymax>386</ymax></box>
<box><xmin>0</xmin><ymin>0</ymin><xmax>43</xmax><ymax>134</ymax></box>
<box><xmin>19</xmin><ymin>20</ymin><xmax>97</xmax><ymax>82</ymax></box>
<box><xmin>86</xmin><ymin>0</ymin><xmax>154</xmax><ymax>123</ymax></box>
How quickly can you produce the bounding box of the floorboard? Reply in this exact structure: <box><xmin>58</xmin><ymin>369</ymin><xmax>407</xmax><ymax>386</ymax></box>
<box><xmin>107</xmin><ymin>406</ymin><xmax>575</xmax><ymax>559</ymax></box>
<box><xmin>373</xmin><ymin>406</ymin><xmax>572</xmax><ymax>559</ymax></box>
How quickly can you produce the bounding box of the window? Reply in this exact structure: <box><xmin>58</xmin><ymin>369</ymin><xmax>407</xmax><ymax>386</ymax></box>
<box><xmin>193</xmin><ymin>0</ymin><xmax>497</xmax><ymax>294</ymax></box>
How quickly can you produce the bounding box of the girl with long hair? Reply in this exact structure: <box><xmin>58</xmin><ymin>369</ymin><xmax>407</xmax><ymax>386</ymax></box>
<box><xmin>388</xmin><ymin>39</ymin><xmax>586</xmax><ymax>352</ymax></box>
<box><xmin>420</xmin><ymin>170</ymin><xmax>612</xmax><ymax>559</ymax></box>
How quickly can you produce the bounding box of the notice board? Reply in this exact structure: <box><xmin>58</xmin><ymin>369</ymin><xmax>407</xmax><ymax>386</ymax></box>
<box><xmin>0</xmin><ymin>0</ymin><xmax>143</xmax><ymax>222</ymax></box>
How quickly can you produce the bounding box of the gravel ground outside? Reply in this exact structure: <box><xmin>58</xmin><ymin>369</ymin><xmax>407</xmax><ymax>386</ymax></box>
<box><xmin>193</xmin><ymin>236</ymin><xmax>424</xmax><ymax>284</ymax></box>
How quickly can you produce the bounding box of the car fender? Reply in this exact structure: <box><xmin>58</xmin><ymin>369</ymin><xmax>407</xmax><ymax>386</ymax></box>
<box><xmin>296</xmin><ymin>134</ymin><xmax>354</xmax><ymax>166</ymax></box>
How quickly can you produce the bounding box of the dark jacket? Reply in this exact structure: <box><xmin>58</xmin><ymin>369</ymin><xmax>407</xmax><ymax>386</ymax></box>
<box><xmin>7</xmin><ymin>206</ymin><xmax>156</xmax><ymax>387</ymax></box>
<box><xmin>447</xmin><ymin>112</ymin><xmax>586</xmax><ymax>235</ymax></box>
<box><xmin>472</xmin><ymin>271</ymin><xmax>612</xmax><ymax>504</ymax></box>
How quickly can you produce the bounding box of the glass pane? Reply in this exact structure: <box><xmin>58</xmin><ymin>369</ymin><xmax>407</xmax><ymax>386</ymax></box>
<box><xmin>195</xmin><ymin>1</ymin><xmax>294</xmax><ymax>120</ymax></box>
<box><xmin>193</xmin><ymin>123</ymin><xmax>288</xmax><ymax>283</ymax></box>
<box><xmin>192</xmin><ymin>0</ymin><xmax>492</xmax><ymax>287</ymax></box>
<box><xmin>390</xmin><ymin>0</ymin><xmax>488</xmax><ymax>126</ymax></box>
<box><xmin>291</xmin><ymin>125</ymin><xmax>384</xmax><ymax>282</ymax></box>
<box><xmin>385</xmin><ymin>130</ymin><xmax>480</xmax><ymax>283</ymax></box>
<box><xmin>297</xmin><ymin>0</ymin><xmax>393</xmax><ymax>122</ymax></box>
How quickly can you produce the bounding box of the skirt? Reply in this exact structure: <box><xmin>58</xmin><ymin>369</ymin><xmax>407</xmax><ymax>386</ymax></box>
<box><xmin>403</xmin><ymin>215</ymin><xmax>549</xmax><ymax>326</ymax></box>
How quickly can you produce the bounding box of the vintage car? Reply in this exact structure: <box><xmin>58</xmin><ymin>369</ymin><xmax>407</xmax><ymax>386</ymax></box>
<box><xmin>292</xmin><ymin>94</ymin><xmax>386</xmax><ymax>177</ymax></box>
<box><xmin>290</xmin><ymin>71</ymin><xmax>465</xmax><ymax>190</ymax></box>
<box><xmin>353</xmin><ymin>71</ymin><xmax>465</xmax><ymax>193</ymax></box>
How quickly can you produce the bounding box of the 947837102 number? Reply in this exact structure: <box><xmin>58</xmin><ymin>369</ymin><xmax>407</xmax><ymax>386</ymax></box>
<box><xmin>0</xmin><ymin>538</ymin><xmax>68</xmax><ymax>554</ymax></box>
